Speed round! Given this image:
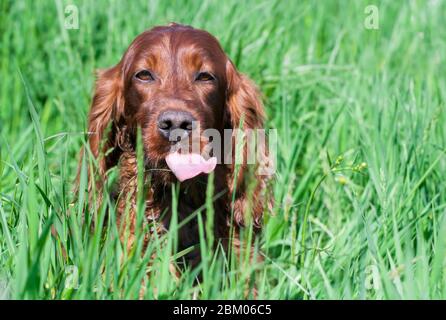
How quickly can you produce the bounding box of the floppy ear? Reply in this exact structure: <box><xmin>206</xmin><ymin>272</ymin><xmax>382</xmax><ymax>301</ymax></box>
<box><xmin>83</xmin><ymin>65</ymin><xmax>124</xmax><ymax>185</ymax></box>
<box><xmin>226</xmin><ymin>60</ymin><xmax>265</xmax><ymax>134</ymax></box>
<box><xmin>225</xmin><ymin>60</ymin><xmax>269</xmax><ymax>228</ymax></box>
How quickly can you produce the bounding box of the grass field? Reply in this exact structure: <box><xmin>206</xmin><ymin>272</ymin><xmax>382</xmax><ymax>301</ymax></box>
<box><xmin>1</xmin><ymin>0</ymin><xmax>446</xmax><ymax>299</ymax></box>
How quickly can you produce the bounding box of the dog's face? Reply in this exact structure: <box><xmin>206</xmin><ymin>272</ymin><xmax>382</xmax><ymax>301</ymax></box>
<box><xmin>87</xmin><ymin>23</ymin><xmax>265</xmax><ymax>186</ymax></box>
<box><xmin>84</xmin><ymin>23</ymin><xmax>269</xmax><ymax>226</ymax></box>
<box><xmin>122</xmin><ymin>26</ymin><xmax>229</xmax><ymax>168</ymax></box>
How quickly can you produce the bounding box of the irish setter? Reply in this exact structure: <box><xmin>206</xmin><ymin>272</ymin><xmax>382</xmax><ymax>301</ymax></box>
<box><xmin>81</xmin><ymin>23</ymin><xmax>272</xmax><ymax>269</ymax></box>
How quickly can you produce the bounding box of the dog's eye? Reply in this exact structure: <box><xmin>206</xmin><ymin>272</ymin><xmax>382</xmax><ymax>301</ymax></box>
<box><xmin>135</xmin><ymin>70</ymin><xmax>155</xmax><ymax>82</ymax></box>
<box><xmin>195</xmin><ymin>72</ymin><xmax>215</xmax><ymax>82</ymax></box>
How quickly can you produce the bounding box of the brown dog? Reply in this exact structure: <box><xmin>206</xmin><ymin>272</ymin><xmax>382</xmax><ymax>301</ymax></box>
<box><xmin>81</xmin><ymin>23</ymin><xmax>271</xmax><ymax>268</ymax></box>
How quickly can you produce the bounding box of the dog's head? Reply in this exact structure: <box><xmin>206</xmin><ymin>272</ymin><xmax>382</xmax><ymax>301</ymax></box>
<box><xmin>87</xmin><ymin>23</ymin><xmax>265</xmax><ymax>186</ymax></box>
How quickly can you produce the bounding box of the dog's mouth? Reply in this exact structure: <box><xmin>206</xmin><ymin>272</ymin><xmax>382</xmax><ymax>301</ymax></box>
<box><xmin>146</xmin><ymin>128</ymin><xmax>218</xmax><ymax>182</ymax></box>
<box><xmin>160</xmin><ymin>131</ymin><xmax>218</xmax><ymax>182</ymax></box>
<box><xmin>165</xmin><ymin>151</ymin><xmax>217</xmax><ymax>182</ymax></box>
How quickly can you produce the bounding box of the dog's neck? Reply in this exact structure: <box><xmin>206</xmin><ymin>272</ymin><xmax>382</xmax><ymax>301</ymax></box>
<box><xmin>116</xmin><ymin>150</ymin><xmax>231</xmax><ymax>265</ymax></box>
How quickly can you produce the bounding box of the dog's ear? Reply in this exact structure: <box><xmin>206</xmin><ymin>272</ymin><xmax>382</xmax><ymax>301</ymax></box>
<box><xmin>85</xmin><ymin>64</ymin><xmax>124</xmax><ymax>181</ymax></box>
<box><xmin>225</xmin><ymin>59</ymin><xmax>268</xmax><ymax>228</ymax></box>
<box><xmin>226</xmin><ymin>60</ymin><xmax>265</xmax><ymax>134</ymax></box>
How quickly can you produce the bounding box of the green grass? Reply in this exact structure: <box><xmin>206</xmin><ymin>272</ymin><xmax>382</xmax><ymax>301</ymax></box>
<box><xmin>1</xmin><ymin>0</ymin><xmax>446</xmax><ymax>299</ymax></box>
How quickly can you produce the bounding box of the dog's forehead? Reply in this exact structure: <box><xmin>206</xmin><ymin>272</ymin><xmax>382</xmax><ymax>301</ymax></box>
<box><xmin>128</xmin><ymin>26</ymin><xmax>227</xmax><ymax>70</ymax></box>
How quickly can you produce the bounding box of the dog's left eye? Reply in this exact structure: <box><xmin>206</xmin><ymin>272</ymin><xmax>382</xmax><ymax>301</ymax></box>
<box><xmin>195</xmin><ymin>72</ymin><xmax>215</xmax><ymax>82</ymax></box>
<box><xmin>135</xmin><ymin>70</ymin><xmax>155</xmax><ymax>82</ymax></box>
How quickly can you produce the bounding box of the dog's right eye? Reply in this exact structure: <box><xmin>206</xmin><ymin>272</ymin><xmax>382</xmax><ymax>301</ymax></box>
<box><xmin>195</xmin><ymin>72</ymin><xmax>215</xmax><ymax>82</ymax></box>
<box><xmin>134</xmin><ymin>70</ymin><xmax>155</xmax><ymax>82</ymax></box>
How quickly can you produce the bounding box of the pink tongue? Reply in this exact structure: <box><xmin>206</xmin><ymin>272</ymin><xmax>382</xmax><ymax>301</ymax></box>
<box><xmin>165</xmin><ymin>152</ymin><xmax>217</xmax><ymax>182</ymax></box>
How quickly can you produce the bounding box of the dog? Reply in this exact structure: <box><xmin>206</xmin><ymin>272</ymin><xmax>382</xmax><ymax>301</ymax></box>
<box><xmin>81</xmin><ymin>23</ymin><xmax>272</xmax><ymax>271</ymax></box>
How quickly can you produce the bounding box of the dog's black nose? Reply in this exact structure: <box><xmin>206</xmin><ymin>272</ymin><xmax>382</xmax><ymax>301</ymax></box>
<box><xmin>157</xmin><ymin>110</ymin><xmax>196</xmax><ymax>140</ymax></box>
